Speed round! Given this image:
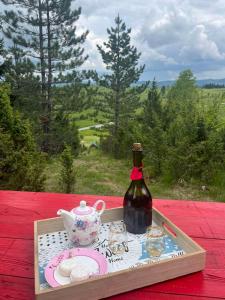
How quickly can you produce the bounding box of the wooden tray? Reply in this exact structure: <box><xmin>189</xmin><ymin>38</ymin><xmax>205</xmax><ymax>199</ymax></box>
<box><xmin>34</xmin><ymin>207</ymin><xmax>206</xmax><ymax>300</ymax></box>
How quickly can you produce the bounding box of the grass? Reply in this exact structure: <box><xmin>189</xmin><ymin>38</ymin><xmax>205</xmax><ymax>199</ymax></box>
<box><xmin>81</xmin><ymin>135</ymin><xmax>100</xmax><ymax>147</ymax></box>
<box><xmin>79</xmin><ymin>127</ymin><xmax>109</xmax><ymax>147</ymax></box>
<box><xmin>45</xmin><ymin>150</ymin><xmax>130</xmax><ymax>195</ymax></box>
<box><xmin>44</xmin><ymin>150</ymin><xmax>225</xmax><ymax>202</ymax></box>
<box><xmin>69</xmin><ymin>108</ymin><xmax>109</xmax><ymax>129</ymax></box>
<box><xmin>76</xmin><ymin>119</ymin><xmax>96</xmax><ymax>128</ymax></box>
<box><xmin>47</xmin><ymin>87</ymin><xmax>225</xmax><ymax>201</ymax></box>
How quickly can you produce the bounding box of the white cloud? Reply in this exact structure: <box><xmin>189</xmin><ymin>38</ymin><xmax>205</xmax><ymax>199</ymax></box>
<box><xmin>59</xmin><ymin>1</ymin><xmax>225</xmax><ymax>80</ymax></box>
<box><xmin>140</xmin><ymin>43</ymin><xmax>177</xmax><ymax>67</ymax></box>
<box><xmin>140</xmin><ymin>8</ymin><xmax>189</xmax><ymax>48</ymax></box>
<box><xmin>1</xmin><ymin>0</ymin><xmax>224</xmax><ymax>80</ymax></box>
<box><xmin>179</xmin><ymin>25</ymin><xmax>225</xmax><ymax>61</ymax></box>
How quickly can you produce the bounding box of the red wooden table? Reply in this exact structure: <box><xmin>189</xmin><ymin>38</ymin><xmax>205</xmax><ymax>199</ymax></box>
<box><xmin>0</xmin><ymin>190</ymin><xmax>225</xmax><ymax>300</ymax></box>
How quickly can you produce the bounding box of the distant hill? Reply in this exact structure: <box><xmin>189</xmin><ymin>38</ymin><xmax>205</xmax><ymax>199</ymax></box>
<box><xmin>54</xmin><ymin>78</ymin><xmax>225</xmax><ymax>88</ymax></box>
<box><xmin>158</xmin><ymin>78</ymin><xmax>225</xmax><ymax>88</ymax></box>
<box><xmin>137</xmin><ymin>78</ymin><xmax>225</xmax><ymax>88</ymax></box>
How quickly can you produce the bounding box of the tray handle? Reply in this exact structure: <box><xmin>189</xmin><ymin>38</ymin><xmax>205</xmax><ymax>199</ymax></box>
<box><xmin>153</xmin><ymin>207</ymin><xmax>205</xmax><ymax>253</ymax></box>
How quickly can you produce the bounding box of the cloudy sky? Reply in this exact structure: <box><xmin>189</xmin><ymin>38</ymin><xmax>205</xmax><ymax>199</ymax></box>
<box><xmin>75</xmin><ymin>0</ymin><xmax>225</xmax><ymax>81</ymax></box>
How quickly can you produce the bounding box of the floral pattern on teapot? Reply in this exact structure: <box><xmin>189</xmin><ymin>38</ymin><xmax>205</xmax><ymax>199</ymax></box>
<box><xmin>75</xmin><ymin>217</ymin><xmax>98</xmax><ymax>231</ymax></box>
<box><xmin>57</xmin><ymin>200</ymin><xmax>106</xmax><ymax>246</ymax></box>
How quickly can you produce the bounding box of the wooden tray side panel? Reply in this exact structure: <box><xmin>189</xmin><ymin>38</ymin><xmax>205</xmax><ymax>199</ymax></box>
<box><xmin>101</xmin><ymin>207</ymin><xmax>123</xmax><ymax>223</ymax></box>
<box><xmin>36</xmin><ymin>218</ymin><xmax>64</xmax><ymax>235</ymax></box>
<box><xmin>36</xmin><ymin>252</ymin><xmax>205</xmax><ymax>300</ymax></box>
<box><xmin>153</xmin><ymin>208</ymin><xmax>205</xmax><ymax>253</ymax></box>
<box><xmin>34</xmin><ymin>222</ymin><xmax>40</xmax><ymax>295</ymax></box>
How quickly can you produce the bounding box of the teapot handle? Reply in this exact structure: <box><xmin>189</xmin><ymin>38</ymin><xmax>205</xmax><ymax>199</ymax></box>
<box><xmin>93</xmin><ymin>200</ymin><xmax>106</xmax><ymax>216</ymax></box>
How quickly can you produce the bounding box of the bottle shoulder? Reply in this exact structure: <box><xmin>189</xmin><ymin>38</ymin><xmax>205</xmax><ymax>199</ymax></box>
<box><xmin>124</xmin><ymin>180</ymin><xmax>152</xmax><ymax>199</ymax></box>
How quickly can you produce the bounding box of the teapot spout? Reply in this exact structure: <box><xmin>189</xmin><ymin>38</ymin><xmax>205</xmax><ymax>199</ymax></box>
<box><xmin>57</xmin><ymin>209</ymin><xmax>74</xmax><ymax>224</ymax></box>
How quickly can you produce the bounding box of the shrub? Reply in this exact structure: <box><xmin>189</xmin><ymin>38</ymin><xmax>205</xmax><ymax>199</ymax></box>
<box><xmin>0</xmin><ymin>84</ymin><xmax>46</xmax><ymax>191</ymax></box>
<box><xmin>59</xmin><ymin>145</ymin><xmax>76</xmax><ymax>193</ymax></box>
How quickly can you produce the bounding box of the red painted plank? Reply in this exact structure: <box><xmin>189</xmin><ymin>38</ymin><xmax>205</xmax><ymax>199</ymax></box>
<box><xmin>0</xmin><ymin>238</ymin><xmax>14</xmax><ymax>258</ymax></box>
<box><xmin>0</xmin><ymin>237</ymin><xmax>224</xmax><ymax>299</ymax></box>
<box><xmin>147</xmin><ymin>237</ymin><xmax>225</xmax><ymax>299</ymax></box>
<box><xmin>108</xmin><ymin>291</ymin><xmax>222</xmax><ymax>300</ymax></box>
<box><xmin>198</xmin><ymin>238</ymin><xmax>225</xmax><ymax>270</ymax></box>
<box><xmin>1</xmin><ymin>191</ymin><xmax>225</xmax><ymax>240</ymax></box>
<box><xmin>0</xmin><ymin>275</ymin><xmax>220</xmax><ymax>300</ymax></box>
<box><xmin>0</xmin><ymin>191</ymin><xmax>123</xmax><ymax>239</ymax></box>
<box><xmin>0</xmin><ymin>239</ymin><xmax>34</xmax><ymax>279</ymax></box>
<box><xmin>154</xmin><ymin>200</ymin><xmax>225</xmax><ymax>240</ymax></box>
<box><xmin>0</xmin><ymin>275</ymin><xmax>34</xmax><ymax>300</ymax></box>
<box><xmin>0</xmin><ymin>190</ymin><xmax>123</xmax><ymax>211</ymax></box>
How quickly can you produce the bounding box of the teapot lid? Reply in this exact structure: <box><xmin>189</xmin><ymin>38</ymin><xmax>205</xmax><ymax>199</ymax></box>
<box><xmin>72</xmin><ymin>200</ymin><xmax>94</xmax><ymax>215</ymax></box>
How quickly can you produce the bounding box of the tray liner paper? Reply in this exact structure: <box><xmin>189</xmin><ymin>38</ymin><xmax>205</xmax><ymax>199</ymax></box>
<box><xmin>38</xmin><ymin>220</ymin><xmax>185</xmax><ymax>290</ymax></box>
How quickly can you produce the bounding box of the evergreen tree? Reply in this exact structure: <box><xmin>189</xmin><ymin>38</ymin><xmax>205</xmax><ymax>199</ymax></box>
<box><xmin>162</xmin><ymin>69</ymin><xmax>225</xmax><ymax>182</ymax></box>
<box><xmin>2</xmin><ymin>0</ymin><xmax>88</xmax><ymax>152</ymax></box>
<box><xmin>0</xmin><ymin>16</ymin><xmax>8</xmax><ymax>78</ymax></box>
<box><xmin>144</xmin><ymin>79</ymin><xmax>161</xmax><ymax>129</ymax></box>
<box><xmin>168</xmin><ymin>69</ymin><xmax>197</xmax><ymax>100</ymax></box>
<box><xmin>165</xmin><ymin>69</ymin><xmax>198</xmax><ymax>128</ymax></box>
<box><xmin>165</xmin><ymin>70</ymin><xmax>198</xmax><ymax>146</ymax></box>
<box><xmin>52</xmin><ymin>110</ymin><xmax>80</xmax><ymax>155</ymax></box>
<box><xmin>0</xmin><ymin>38</ymin><xmax>6</xmax><ymax>79</ymax></box>
<box><xmin>161</xmin><ymin>85</ymin><xmax>166</xmax><ymax>95</ymax></box>
<box><xmin>4</xmin><ymin>44</ymin><xmax>41</xmax><ymax>120</ymax></box>
<box><xmin>59</xmin><ymin>144</ymin><xmax>76</xmax><ymax>193</ymax></box>
<box><xmin>0</xmin><ymin>84</ymin><xmax>46</xmax><ymax>190</ymax></box>
<box><xmin>97</xmin><ymin>15</ymin><xmax>145</xmax><ymax>157</ymax></box>
<box><xmin>143</xmin><ymin>80</ymin><xmax>165</xmax><ymax>176</ymax></box>
<box><xmin>163</xmin><ymin>70</ymin><xmax>198</xmax><ymax>180</ymax></box>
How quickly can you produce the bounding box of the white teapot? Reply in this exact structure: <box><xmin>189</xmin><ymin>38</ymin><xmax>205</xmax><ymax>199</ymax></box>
<box><xmin>57</xmin><ymin>200</ymin><xmax>106</xmax><ymax>246</ymax></box>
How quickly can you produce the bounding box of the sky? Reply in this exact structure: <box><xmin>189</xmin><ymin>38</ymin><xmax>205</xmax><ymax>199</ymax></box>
<box><xmin>75</xmin><ymin>0</ymin><xmax>225</xmax><ymax>81</ymax></box>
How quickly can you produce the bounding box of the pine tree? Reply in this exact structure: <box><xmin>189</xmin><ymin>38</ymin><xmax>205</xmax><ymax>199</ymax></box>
<box><xmin>144</xmin><ymin>79</ymin><xmax>161</xmax><ymax>129</ymax></box>
<box><xmin>3</xmin><ymin>43</ymin><xmax>41</xmax><ymax>120</ymax></box>
<box><xmin>0</xmin><ymin>84</ymin><xmax>46</xmax><ymax>190</ymax></box>
<box><xmin>161</xmin><ymin>69</ymin><xmax>224</xmax><ymax>182</ymax></box>
<box><xmin>2</xmin><ymin>0</ymin><xmax>88</xmax><ymax>152</ymax></box>
<box><xmin>0</xmin><ymin>17</ymin><xmax>7</xmax><ymax>79</ymax></box>
<box><xmin>97</xmin><ymin>15</ymin><xmax>145</xmax><ymax>157</ymax></box>
<box><xmin>165</xmin><ymin>69</ymin><xmax>198</xmax><ymax>128</ymax></box>
<box><xmin>143</xmin><ymin>80</ymin><xmax>165</xmax><ymax>176</ymax></box>
<box><xmin>0</xmin><ymin>38</ymin><xmax>6</xmax><ymax>79</ymax></box>
<box><xmin>59</xmin><ymin>144</ymin><xmax>76</xmax><ymax>193</ymax></box>
<box><xmin>161</xmin><ymin>85</ymin><xmax>166</xmax><ymax>95</ymax></box>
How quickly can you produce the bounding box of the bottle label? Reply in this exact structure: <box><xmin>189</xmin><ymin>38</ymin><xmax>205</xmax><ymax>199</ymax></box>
<box><xmin>130</xmin><ymin>166</ymin><xmax>143</xmax><ymax>180</ymax></box>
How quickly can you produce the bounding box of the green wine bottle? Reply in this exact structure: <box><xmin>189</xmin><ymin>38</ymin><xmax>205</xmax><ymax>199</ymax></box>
<box><xmin>123</xmin><ymin>143</ymin><xmax>152</xmax><ymax>234</ymax></box>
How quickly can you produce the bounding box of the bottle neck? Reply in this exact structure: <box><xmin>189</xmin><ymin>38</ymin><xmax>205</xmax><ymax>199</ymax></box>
<box><xmin>130</xmin><ymin>151</ymin><xmax>143</xmax><ymax>181</ymax></box>
<box><xmin>133</xmin><ymin>151</ymin><xmax>143</xmax><ymax>167</ymax></box>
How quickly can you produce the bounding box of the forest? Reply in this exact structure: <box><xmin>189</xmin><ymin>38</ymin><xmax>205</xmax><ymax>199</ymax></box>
<box><xmin>1</xmin><ymin>0</ymin><xmax>225</xmax><ymax>201</ymax></box>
